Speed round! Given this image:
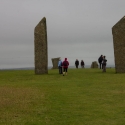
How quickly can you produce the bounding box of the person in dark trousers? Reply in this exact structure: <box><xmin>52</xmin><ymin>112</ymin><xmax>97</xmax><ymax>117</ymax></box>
<box><xmin>98</xmin><ymin>55</ymin><xmax>103</xmax><ymax>69</ymax></box>
<box><xmin>58</xmin><ymin>58</ymin><xmax>62</xmax><ymax>74</ymax></box>
<box><xmin>62</xmin><ymin>58</ymin><xmax>69</xmax><ymax>76</ymax></box>
<box><xmin>75</xmin><ymin>59</ymin><xmax>79</xmax><ymax>68</ymax></box>
<box><xmin>81</xmin><ymin>60</ymin><xmax>85</xmax><ymax>68</ymax></box>
<box><xmin>102</xmin><ymin>56</ymin><xmax>107</xmax><ymax>72</ymax></box>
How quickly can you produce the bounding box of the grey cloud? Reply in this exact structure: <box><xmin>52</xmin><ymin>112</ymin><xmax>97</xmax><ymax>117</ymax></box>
<box><xmin>0</xmin><ymin>0</ymin><xmax>124</xmax><ymax>68</ymax></box>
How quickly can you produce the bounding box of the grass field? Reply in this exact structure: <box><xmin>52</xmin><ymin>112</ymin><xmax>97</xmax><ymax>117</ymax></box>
<box><xmin>0</xmin><ymin>68</ymin><xmax>125</xmax><ymax>125</ymax></box>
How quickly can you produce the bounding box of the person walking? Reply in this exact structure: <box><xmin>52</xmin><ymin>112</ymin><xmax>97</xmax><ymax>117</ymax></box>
<box><xmin>75</xmin><ymin>59</ymin><xmax>79</xmax><ymax>68</ymax></box>
<box><xmin>98</xmin><ymin>55</ymin><xmax>103</xmax><ymax>69</ymax></box>
<box><xmin>62</xmin><ymin>58</ymin><xmax>69</xmax><ymax>76</ymax></box>
<box><xmin>58</xmin><ymin>58</ymin><xmax>62</xmax><ymax>74</ymax></box>
<box><xmin>81</xmin><ymin>60</ymin><xmax>85</xmax><ymax>68</ymax></box>
<box><xmin>102</xmin><ymin>56</ymin><xmax>107</xmax><ymax>72</ymax></box>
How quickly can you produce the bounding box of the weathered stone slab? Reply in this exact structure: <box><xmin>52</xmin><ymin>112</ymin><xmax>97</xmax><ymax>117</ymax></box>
<box><xmin>51</xmin><ymin>57</ymin><xmax>60</xmax><ymax>69</ymax></box>
<box><xmin>112</xmin><ymin>16</ymin><xmax>125</xmax><ymax>73</ymax></box>
<box><xmin>34</xmin><ymin>17</ymin><xmax>48</xmax><ymax>74</ymax></box>
<box><xmin>91</xmin><ymin>61</ymin><xmax>98</xmax><ymax>68</ymax></box>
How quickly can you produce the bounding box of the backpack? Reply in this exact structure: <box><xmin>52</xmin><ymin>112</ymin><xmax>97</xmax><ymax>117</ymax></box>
<box><xmin>63</xmin><ymin>61</ymin><xmax>68</xmax><ymax>66</ymax></box>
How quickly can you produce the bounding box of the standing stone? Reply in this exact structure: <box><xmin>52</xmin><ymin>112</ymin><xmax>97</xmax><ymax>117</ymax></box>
<box><xmin>112</xmin><ymin>16</ymin><xmax>125</xmax><ymax>73</ymax></box>
<box><xmin>34</xmin><ymin>17</ymin><xmax>48</xmax><ymax>74</ymax></box>
<box><xmin>91</xmin><ymin>61</ymin><xmax>98</xmax><ymax>68</ymax></box>
<box><xmin>51</xmin><ymin>57</ymin><xmax>60</xmax><ymax>69</ymax></box>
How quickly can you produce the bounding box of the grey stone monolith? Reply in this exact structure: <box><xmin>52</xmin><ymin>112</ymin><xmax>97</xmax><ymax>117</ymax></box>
<box><xmin>51</xmin><ymin>57</ymin><xmax>60</xmax><ymax>69</ymax></box>
<box><xmin>34</xmin><ymin>17</ymin><xmax>48</xmax><ymax>74</ymax></box>
<box><xmin>112</xmin><ymin>16</ymin><xmax>125</xmax><ymax>73</ymax></box>
<box><xmin>91</xmin><ymin>61</ymin><xmax>98</xmax><ymax>68</ymax></box>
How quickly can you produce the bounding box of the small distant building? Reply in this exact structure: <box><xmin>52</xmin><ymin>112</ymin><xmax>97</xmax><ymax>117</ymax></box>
<box><xmin>112</xmin><ymin>16</ymin><xmax>125</xmax><ymax>73</ymax></box>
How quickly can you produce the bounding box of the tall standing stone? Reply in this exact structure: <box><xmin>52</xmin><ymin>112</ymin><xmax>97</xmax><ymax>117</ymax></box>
<box><xmin>112</xmin><ymin>16</ymin><xmax>125</xmax><ymax>73</ymax></box>
<box><xmin>34</xmin><ymin>17</ymin><xmax>48</xmax><ymax>74</ymax></box>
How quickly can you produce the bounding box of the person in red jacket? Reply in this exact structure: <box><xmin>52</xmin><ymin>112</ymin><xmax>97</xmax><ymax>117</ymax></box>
<box><xmin>62</xmin><ymin>58</ymin><xmax>69</xmax><ymax>76</ymax></box>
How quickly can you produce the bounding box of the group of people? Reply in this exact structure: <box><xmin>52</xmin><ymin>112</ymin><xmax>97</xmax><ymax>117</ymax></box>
<box><xmin>75</xmin><ymin>59</ymin><xmax>85</xmax><ymax>68</ymax></box>
<box><xmin>58</xmin><ymin>55</ymin><xmax>107</xmax><ymax>76</ymax></box>
<box><xmin>58</xmin><ymin>58</ymin><xmax>85</xmax><ymax>76</ymax></box>
<box><xmin>98</xmin><ymin>55</ymin><xmax>107</xmax><ymax>72</ymax></box>
<box><xmin>58</xmin><ymin>58</ymin><xmax>69</xmax><ymax>76</ymax></box>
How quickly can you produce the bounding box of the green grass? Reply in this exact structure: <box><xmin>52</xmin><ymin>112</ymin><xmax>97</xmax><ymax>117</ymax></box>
<box><xmin>0</xmin><ymin>68</ymin><xmax>125</xmax><ymax>125</ymax></box>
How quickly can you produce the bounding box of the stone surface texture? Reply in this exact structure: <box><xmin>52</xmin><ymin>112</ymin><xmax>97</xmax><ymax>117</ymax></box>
<box><xmin>51</xmin><ymin>57</ymin><xmax>60</xmax><ymax>69</ymax></box>
<box><xmin>34</xmin><ymin>17</ymin><xmax>48</xmax><ymax>74</ymax></box>
<box><xmin>112</xmin><ymin>16</ymin><xmax>125</xmax><ymax>73</ymax></box>
<box><xmin>91</xmin><ymin>61</ymin><xmax>98</xmax><ymax>68</ymax></box>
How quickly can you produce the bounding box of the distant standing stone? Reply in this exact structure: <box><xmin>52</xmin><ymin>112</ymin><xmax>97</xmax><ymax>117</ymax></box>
<box><xmin>51</xmin><ymin>57</ymin><xmax>60</xmax><ymax>69</ymax></box>
<box><xmin>91</xmin><ymin>61</ymin><xmax>98</xmax><ymax>68</ymax></box>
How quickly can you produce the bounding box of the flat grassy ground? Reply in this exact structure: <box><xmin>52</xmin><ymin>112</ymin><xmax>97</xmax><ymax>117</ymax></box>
<box><xmin>0</xmin><ymin>68</ymin><xmax>125</xmax><ymax>125</ymax></box>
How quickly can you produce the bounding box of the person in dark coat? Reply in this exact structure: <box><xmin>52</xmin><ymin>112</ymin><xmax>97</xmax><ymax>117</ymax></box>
<box><xmin>75</xmin><ymin>59</ymin><xmax>79</xmax><ymax>68</ymax></box>
<box><xmin>62</xmin><ymin>58</ymin><xmax>69</xmax><ymax>76</ymax></box>
<box><xmin>98</xmin><ymin>55</ymin><xmax>103</xmax><ymax>69</ymax></box>
<box><xmin>81</xmin><ymin>60</ymin><xmax>85</xmax><ymax>68</ymax></box>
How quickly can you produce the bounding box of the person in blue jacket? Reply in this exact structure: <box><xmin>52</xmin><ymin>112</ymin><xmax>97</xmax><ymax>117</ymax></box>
<box><xmin>58</xmin><ymin>58</ymin><xmax>62</xmax><ymax>74</ymax></box>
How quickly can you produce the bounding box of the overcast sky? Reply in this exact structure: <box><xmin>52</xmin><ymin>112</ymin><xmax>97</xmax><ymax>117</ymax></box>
<box><xmin>0</xmin><ymin>0</ymin><xmax>125</xmax><ymax>69</ymax></box>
